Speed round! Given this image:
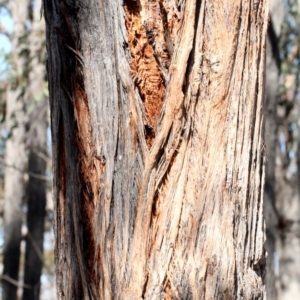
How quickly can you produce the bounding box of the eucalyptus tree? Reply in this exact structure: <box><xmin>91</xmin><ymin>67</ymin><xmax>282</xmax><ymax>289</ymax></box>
<box><xmin>44</xmin><ymin>0</ymin><xmax>269</xmax><ymax>298</ymax></box>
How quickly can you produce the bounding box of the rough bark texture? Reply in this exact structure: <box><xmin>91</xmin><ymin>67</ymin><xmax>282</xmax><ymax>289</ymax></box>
<box><xmin>44</xmin><ymin>0</ymin><xmax>269</xmax><ymax>299</ymax></box>
<box><xmin>2</xmin><ymin>1</ymin><xmax>30</xmax><ymax>299</ymax></box>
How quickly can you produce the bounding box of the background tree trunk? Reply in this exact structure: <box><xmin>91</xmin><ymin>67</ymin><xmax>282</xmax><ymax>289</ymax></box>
<box><xmin>44</xmin><ymin>0</ymin><xmax>269</xmax><ymax>299</ymax></box>
<box><xmin>22</xmin><ymin>1</ymin><xmax>48</xmax><ymax>299</ymax></box>
<box><xmin>272</xmin><ymin>0</ymin><xmax>300</xmax><ymax>298</ymax></box>
<box><xmin>2</xmin><ymin>1</ymin><xmax>30</xmax><ymax>299</ymax></box>
<box><xmin>23</xmin><ymin>115</ymin><xmax>47</xmax><ymax>300</ymax></box>
<box><xmin>275</xmin><ymin>0</ymin><xmax>300</xmax><ymax>296</ymax></box>
<box><xmin>264</xmin><ymin>0</ymin><xmax>284</xmax><ymax>298</ymax></box>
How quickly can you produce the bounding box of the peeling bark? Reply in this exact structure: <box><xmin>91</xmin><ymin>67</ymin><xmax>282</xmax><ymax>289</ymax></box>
<box><xmin>44</xmin><ymin>0</ymin><xmax>269</xmax><ymax>299</ymax></box>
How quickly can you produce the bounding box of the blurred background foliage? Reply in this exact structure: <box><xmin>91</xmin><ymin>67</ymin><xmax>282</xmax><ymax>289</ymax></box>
<box><xmin>0</xmin><ymin>0</ymin><xmax>299</xmax><ymax>299</ymax></box>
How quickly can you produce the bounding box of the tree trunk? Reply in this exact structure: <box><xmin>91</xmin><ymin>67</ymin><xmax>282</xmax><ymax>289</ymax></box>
<box><xmin>274</xmin><ymin>0</ymin><xmax>300</xmax><ymax>298</ymax></box>
<box><xmin>264</xmin><ymin>0</ymin><xmax>283</xmax><ymax>298</ymax></box>
<box><xmin>2</xmin><ymin>89</ymin><xmax>26</xmax><ymax>300</ymax></box>
<box><xmin>22</xmin><ymin>1</ymin><xmax>48</xmax><ymax>299</ymax></box>
<box><xmin>275</xmin><ymin>0</ymin><xmax>300</xmax><ymax>296</ymax></box>
<box><xmin>22</xmin><ymin>145</ymin><xmax>47</xmax><ymax>300</ymax></box>
<box><xmin>44</xmin><ymin>0</ymin><xmax>269</xmax><ymax>299</ymax></box>
<box><xmin>2</xmin><ymin>1</ymin><xmax>30</xmax><ymax>299</ymax></box>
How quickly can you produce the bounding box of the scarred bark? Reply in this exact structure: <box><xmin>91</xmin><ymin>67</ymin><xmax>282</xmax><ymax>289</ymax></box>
<box><xmin>44</xmin><ymin>0</ymin><xmax>269</xmax><ymax>299</ymax></box>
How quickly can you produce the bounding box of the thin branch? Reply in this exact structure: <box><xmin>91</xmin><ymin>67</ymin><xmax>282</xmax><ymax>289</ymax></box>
<box><xmin>0</xmin><ymin>157</ymin><xmax>25</xmax><ymax>174</ymax></box>
<box><xmin>31</xmin><ymin>147</ymin><xmax>52</xmax><ymax>164</ymax></box>
<box><xmin>0</xmin><ymin>274</ymin><xmax>32</xmax><ymax>289</ymax></box>
<box><xmin>0</xmin><ymin>158</ymin><xmax>52</xmax><ymax>181</ymax></box>
<box><xmin>28</xmin><ymin>171</ymin><xmax>51</xmax><ymax>181</ymax></box>
<box><xmin>27</xmin><ymin>230</ymin><xmax>44</xmax><ymax>262</ymax></box>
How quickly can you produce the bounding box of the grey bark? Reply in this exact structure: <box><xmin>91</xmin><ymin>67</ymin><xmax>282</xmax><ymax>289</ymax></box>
<box><xmin>44</xmin><ymin>0</ymin><xmax>269</xmax><ymax>299</ymax></box>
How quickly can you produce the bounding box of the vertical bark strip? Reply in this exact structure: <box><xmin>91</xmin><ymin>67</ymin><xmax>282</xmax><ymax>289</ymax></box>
<box><xmin>44</xmin><ymin>0</ymin><xmax>269</xmax><ymax>299</ymax></box>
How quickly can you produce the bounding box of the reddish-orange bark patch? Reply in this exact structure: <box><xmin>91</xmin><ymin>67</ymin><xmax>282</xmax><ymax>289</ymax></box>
<box><xmin>72</xmin><ymin>83</ymin><xmax>104</xmax><ymax>287</ymax></box>
<box><xmin>123</xmin><ymin>1</ymin><xmax>183</xmax><ymax>147</ymax></box>
<box><xmin>124</xmin><ymin>1</ymin><xmax>169</xmax><ymax>147</ymax></box>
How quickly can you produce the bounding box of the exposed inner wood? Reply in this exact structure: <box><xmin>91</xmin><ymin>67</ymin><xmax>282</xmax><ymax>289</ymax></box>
<box><xmin>73</xmin><ymin>82</ymin><xmax>105</xmax><ymax>295</ymax></box>
<box><xmin>123</xmin><ymin>0</ymin><xmax>182</xmax><ymax>147</ymax></box>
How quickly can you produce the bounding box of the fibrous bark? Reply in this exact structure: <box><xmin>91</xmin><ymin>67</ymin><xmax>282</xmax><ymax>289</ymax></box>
<box><xmin>44</xmin><ymin>0</ymin><xmax>269</xmax><ymax>299</ymax></box>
